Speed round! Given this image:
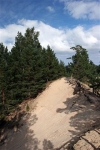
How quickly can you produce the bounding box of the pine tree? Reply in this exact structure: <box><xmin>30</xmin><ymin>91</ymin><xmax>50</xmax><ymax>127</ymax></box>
<box><xmin>0</xmin><ymin>27</ymin><xmax>67</xmax><ymax>121</ymax></box>
<box><xmin>0</xmin><ymin>43</ymin><xmax>10</xmax><ymax>120</ymax></box>
<box><xmin>68</xmin><ymin>45</ymin><xmax>90</xmax><ymax>82</ymax></box>
<box><xmin>0</xmin><ymin>44</ymin><xmax>9</xmax><ymax>104</ymax></box>
<box><xmin>43</xmin><ymin>45</ymin><xmax>60</xmax><ymax>81</ymax></box>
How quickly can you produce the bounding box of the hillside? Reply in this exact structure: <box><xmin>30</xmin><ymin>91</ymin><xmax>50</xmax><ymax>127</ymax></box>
<box><xmin>0</xmin><ymin>77</ymin><xmax>100</xmax><ymax>150</ymax></box>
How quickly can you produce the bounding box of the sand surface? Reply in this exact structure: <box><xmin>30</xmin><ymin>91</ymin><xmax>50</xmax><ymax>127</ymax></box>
<box><xmin>1</xmin><ymin>77</ymin><xmax>100</xmax><ymax>150</ymax></box>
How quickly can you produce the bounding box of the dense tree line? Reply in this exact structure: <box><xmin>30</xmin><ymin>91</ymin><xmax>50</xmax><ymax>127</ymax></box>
<box><xmin>0</xmin><ymin>28</ymin><xmax>99</xmax><ymax>122</ymax></box>
<box><xmin>0</xmin><ymin>27</ymin><xmax>66</xmax><ymax>121</ymax></box>
<box><xmin>66</xmin><ymin>45</ymin><xmax>100</xmax><ymax>94</ymax></box>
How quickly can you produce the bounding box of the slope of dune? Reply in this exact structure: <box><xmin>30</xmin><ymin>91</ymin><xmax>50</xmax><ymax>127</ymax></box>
<box><xmin>0</xmin><ymin>77</ymin><xmax>100</xmax><ymax>150</ymax></box>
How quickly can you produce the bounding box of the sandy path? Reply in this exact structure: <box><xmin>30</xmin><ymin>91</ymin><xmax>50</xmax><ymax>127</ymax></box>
<box><xmin>1</xmin><ymin>77</ymin><xmax>100</xmax><ymax>150</ymax></box>
<box><xmin>28</xmin><ymin>77</ymin><xmax>76</xmax><ymax>149</ymax></box>
<box><xmin>1</xmin><ymin>77</ymin><xmax>76</xmax><ymax>150</ymax></box>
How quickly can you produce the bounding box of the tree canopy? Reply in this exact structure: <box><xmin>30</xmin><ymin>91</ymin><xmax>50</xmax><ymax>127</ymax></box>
<box><xmin>0</xmin><ymin>30</ymin><xmax>99</xmax><ymax>123</ymax></box>
<box><xmin>66</xmin><ymin>45</ymin><xmax>100</xmax><ymax>93</ymax></box>
<box><xmin>0</xmin><ymin>27</ymin><xmax>66</xmax><ymax>122</ymax></box>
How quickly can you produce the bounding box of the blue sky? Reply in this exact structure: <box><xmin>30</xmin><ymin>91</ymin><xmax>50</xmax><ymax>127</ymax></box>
<box><xmin>0</xmin><ymin>0</ymin><xmax>100</xmax><ymax>65</ymax></box>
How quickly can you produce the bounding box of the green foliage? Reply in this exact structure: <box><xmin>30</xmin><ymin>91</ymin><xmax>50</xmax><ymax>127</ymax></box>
<box><xmin>69</xmin><ymin>45</ymin><xmax>90</xmax><ymax>81</ymax></box>
<box><xmin>66</xmin><ymin>45</ymin><xmax>100</xmax><ymax>93</ymax></box>
<box><xmin>88</xmin><ymin>62</ymin><xmax>100</xmax><ymax>92</ymax></box>
<box><xmin>0</xmin><ymin>27</ymin><xmax>66</xmax><ymax>121</ymax></box>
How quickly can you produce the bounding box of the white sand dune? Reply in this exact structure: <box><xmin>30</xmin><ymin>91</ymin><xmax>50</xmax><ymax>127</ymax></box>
<box><xmin>1</xmin><ymin>77</ymin><xmax>100</xmax><ymax>150</ymax></box>
<box><xmin>28</xmin><ymin>77</ymin><xmax>76</xmax><ymax>149</ymax></box>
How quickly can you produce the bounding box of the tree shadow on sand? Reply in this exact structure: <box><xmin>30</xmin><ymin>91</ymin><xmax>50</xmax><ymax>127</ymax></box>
<box><xmin>0</xmin><ymin>111</ymin><xmax>54</xmax><ymax>150</ymax></box>
<box><xmin>0</xmin><ymin>112</ymin><xmax>39</xmax><ymax>150</ymax></box>
<box><xmin>43</xmin><ymin>139</ymin><xmax>54</xmax><ymax>150</ymax></box>
<box><xmin>56</xmin><ymin>92</ymin><xmax>100</xmax><ymax>149</ymax></box>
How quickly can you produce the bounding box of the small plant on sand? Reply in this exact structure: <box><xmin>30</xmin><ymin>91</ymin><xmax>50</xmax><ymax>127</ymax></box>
<box><xmin>26</xmin><ymin>104</ymin><xmax>30</xmax><ymax>112</ymax></box>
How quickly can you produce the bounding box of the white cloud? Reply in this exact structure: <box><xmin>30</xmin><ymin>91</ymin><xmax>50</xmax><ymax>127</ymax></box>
<box><xmin>60</xmin><ymin>0</ymin><xmax>100</xmax><ymax>20</ymax></box>
<box><xmin>46</xmin><ymin>6</ymin><xmax>55</xmax><ymax>12</ymax></box>
<box><xmin>0</xmin><ymin>23</ymin><xmax>26</xmax><ymax>49</ymax></box>
<box><xmin>0</xmin><ymin>19</ymin><xmax>100</xmax><ymax>64</ymax></box>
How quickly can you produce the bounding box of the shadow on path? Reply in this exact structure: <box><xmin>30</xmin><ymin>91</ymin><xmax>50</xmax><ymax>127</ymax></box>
<box><xmin>56</xmin><ymin>92</ymin><xmax>100</xmax><ymax>150</ymax></box>
<box><xmin>0</xmin><ymin>111</ymin><xmax>54</xmax><ymax>150</ymax></box>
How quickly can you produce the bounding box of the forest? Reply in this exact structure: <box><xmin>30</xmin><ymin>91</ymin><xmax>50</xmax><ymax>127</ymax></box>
<box><xmin>0</xmin><ymin>27</ymin><xmax>100</xmax><ymax>122</ymax></box>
